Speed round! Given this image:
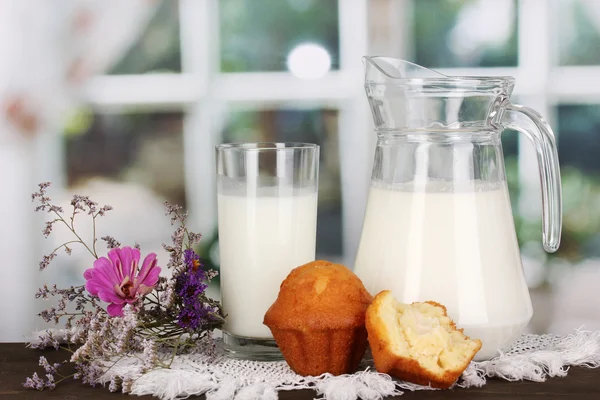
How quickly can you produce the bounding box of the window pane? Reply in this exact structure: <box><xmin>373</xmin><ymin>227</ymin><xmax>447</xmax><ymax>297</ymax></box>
<box><xmin>64</xmin><ymin>110</ymin><xmax>186</xmax><ymax>208</ymax></box>
<box><xmin>502</xmin><ymin>129</ymin><xmax>520</xmax><ymax>201</ymax></box>
<box><xmin>220</xmin><ymin>108</ymin><xmax>342</xmax><ymax>258</ymax></box>
<box><xmin>501</xmin><ymin>130</ymin><xmax>519</xmax><ymax>158</ymax></box>
<box><xmin>219</xmin><ymin>0</ymin><xmax>340</xmax><ymax>73</ymax></box>
<box><xmin>413</xmin><ymin>0</ymin><xmax>518</xmax><ymax>68</ymax></box>
<box><xmin>109</xmin><ymin>0</ymin><xmax>181</xmax><ymax>74</ymax></box>
<box><xmin>556</xmin><ymin>104</ymin><xmax>600</xmax><ymax>260</ymax></box>
<box><xmin>558</xmin><ymin>105</ymin><xmax>600</xmax><ymax>172</ymax></box>
<box><xmin>558</xmin><ymin>0</ymin><xmax>600</xmax><ymax>65</ymax></box>
<box><xmin>54</xmin><ymin>111</ymin><xmax>185</xmax><ymax>286</ymax></box>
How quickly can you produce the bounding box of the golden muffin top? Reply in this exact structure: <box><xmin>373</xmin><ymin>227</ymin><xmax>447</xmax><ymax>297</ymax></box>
<box><xmin>264</xmin><ymin>260</ymin><xmax>373</xmax><ymax>330</ymax></box>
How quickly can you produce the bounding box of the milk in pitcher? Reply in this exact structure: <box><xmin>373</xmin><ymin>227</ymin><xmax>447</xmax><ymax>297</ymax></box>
<box><xmin>354</xmin><ymin>180</ymin><xmax>532</xmax><ymax>360</ymax></box>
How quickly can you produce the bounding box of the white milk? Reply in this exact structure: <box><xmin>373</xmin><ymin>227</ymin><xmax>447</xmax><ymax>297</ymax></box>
<box><xmin>354</xmin><ymin>181</ymin><xmax>532</xmax><ymax>360</ymax></box>
<box><xmin>218</xmin><ymin>190</ymin><xmax>317</xmax><ymax>338</ymax></box>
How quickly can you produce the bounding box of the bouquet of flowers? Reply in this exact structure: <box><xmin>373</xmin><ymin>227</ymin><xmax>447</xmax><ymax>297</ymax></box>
<box><xmin>24</xmin><ymin>182</ymin><xmax>226</xmax><ymax>392</ymax></box>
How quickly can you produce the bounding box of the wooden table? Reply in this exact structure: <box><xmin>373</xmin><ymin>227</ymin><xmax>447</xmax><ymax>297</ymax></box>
<box><xmin>2</xmin><ymin>343</ymin><xmax>600</xmax><ymax>399</ymax></box>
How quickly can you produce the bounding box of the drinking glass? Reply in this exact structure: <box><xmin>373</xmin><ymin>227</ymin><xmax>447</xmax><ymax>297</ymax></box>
<box><xmin>216</xmin><ymin>142</ymin><xmax>319</xmax><ymax>360</ymax></box>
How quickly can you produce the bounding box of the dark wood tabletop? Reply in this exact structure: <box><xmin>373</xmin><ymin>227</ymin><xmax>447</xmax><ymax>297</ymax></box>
<box><xmin>2</xmin><ymin>343</ymin><xmax>600</xmax><ymax>400</ymax></box>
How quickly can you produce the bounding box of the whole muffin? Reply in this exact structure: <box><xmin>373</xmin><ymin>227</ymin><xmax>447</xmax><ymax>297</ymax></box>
<box><xmin>263</xmin><ymin>260</ymin><xmax>373</xmax><ymax>376</ymax></box>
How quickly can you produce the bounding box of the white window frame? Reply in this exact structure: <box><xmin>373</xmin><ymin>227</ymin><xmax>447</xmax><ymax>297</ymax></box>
<box><xmin>54</xmin><ymin>0</ymin><xmax>600</xmax><ymax>265</ymax></box>
<box><xmin>77</xmin><ymin>0</ymin><xmax>370</xmax><ymax>265</ymax></box>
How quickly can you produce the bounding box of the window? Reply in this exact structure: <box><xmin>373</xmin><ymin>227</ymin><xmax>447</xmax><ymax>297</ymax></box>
<box><xmin>222</xmin><ymin>108</ymin><xmax>343</xmax><ymax>257</ymax></box>
<box><xmin>48</xmin><ymin>0</ymin><xmax>600</xmax><ymax>279</ymax></box>
<box><xmin>109</xmin><ymin>0</ymin><xmax>181</xmax><ymax>74</ymax></box>
<box><xmin>555</xmin><ymin>104</ymin><xmax>600</xmax><ymax>260</ymax></box>
<box><xmin>558</xmin><ymin>0</ymin><xmax>600</xmax><ymax>65</ymax></box>
<box><xmin>64</xmin><ymin>111</ymin><xmax>186</xmax><ymax>207</ymax></box>
<box><xmin>558</xmin><ymin>105</ymin><xmax>600</xmax><ymax>173</ymax></box>
<box><xmin>413</xmin><ymin>0</ymin><xmax>518</xmax><ymax>68</ymax></box>
<box><xmin>53</xmin><ymin>0</ymin><xmax>369</xmax><ymax>272</ymax></box>
<box><xmin>220</xmin><ymin>0</ymin><xmax>340</xmax><ymax>72</ymax></box>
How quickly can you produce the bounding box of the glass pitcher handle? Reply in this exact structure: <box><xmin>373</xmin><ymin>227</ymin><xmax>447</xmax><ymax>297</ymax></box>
<box><xmin>502</xmin><ymin>103</ymin><xmax>562</xmax><ymax>253</ymax></box>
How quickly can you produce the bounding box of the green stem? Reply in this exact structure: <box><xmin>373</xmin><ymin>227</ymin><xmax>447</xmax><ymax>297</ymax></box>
<box><xmin>138</xmin><ymin>324</ymin><xmax>186</xmax><ymax>339</ymax></box>
<box><xmin>156</xmin><ymin>330</ymin><xmax>186</xmax><ymax>340</ymax></box>
<box><xmin>144</xmin><ymin>297</ymin><xmax>160</xmax><ymax>307</ymax></box>
<box><xmin>153</xmin><ymin>290</ymin><xmax>161</xmax><ymax>307</ymax></box>
<box><xmin>168</xmin><ymin>334</ymin><xmax>183</xmax><ymax>368</ymax></box>
<box><xmin>54</xmin><ymin>210</ymin><xmax>97</xmax><ymax>259</ymax></box>
<box><xmin>56</xmin><ymin>312</ymin><xmax>85</xmax><ymax>317</ymax></box>
<box><xmin>59</xmin><ymin>345</ymin><xmax>75</xmax><ymax>354</ymax></box>
<box><xmin>51</xmin><ymin>241</ymin><xmax>81</xmax><ymax>256</ymax></box>
<box><xmin>142</xmin><ymin>332</ymin><xmax>187</xmax><ymax>343</ymax></box>
<box><xmin>70</xmin><ymin>206</ymin><xmax>76</xmax><ymax>228</ymax></box>
<box><xmin>102</xmin><ymin>354</ymin><xmax>126</xmax><ymax>375</ymax></box>
<box><xmin>54</xmin><ymin>373</ymin><xmax>76</xmax><ymax>385</ymax></box>
<box><xmin>140</xmin><ymin>323</ymin><xmax>178</xmax><ymax>332</ymax></box>
<box><xmin>106</xmin><ymin>355</ymin><xmax>125</xmax><ymax>371</ymax></box>
<box><xmin>92</xmin><ymin>214</ymin><xmax>97</xmax><ymax>258</ymax></box>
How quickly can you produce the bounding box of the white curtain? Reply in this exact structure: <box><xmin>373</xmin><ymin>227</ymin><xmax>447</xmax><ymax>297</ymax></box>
<box><xmin>0</xmin><ymin>0</ymin><xmax>158</xmax><ymax>341</ymax></box>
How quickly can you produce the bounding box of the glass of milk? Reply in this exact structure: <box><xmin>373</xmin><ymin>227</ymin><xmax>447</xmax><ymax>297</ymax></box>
<box><xmin>216</xmin><ymin>142</ymin><xmax>319</xmax><ymax>360</ymax></box>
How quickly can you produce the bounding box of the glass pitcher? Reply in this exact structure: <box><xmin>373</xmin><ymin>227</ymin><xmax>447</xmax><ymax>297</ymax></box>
<box><xmin>353</xmin><ymin>57</ymin><xmax>562</xmax><ymax>361</ymax></box>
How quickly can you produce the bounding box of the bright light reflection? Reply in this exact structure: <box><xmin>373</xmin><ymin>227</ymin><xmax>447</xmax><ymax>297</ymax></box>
<box><xmin>286</xmin><ymin>43</ymin><xmax>331</xmax><ymax>80</ymax></box>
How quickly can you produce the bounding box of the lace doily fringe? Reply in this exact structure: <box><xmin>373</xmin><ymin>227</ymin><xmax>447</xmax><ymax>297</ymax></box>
<box><xmin>114</xmin><ymin>364</ymin><xmax>404</xmax><ymax>400</ymax></box>
<box><xmin>29</xmin><ymin>329</ymin><xmax>600</xmax><ymax>400</ymax></box>
<box><xmin>458</xmin><ymin>329</ymin><xmax>600</xmax><ymax>388</ymax></box>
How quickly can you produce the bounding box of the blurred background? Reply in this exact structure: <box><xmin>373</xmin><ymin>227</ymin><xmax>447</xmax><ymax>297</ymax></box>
<box><xmin>1</xmin><ymin>0</ymin><xmax>600</xmax><ymax>341</ymax></box>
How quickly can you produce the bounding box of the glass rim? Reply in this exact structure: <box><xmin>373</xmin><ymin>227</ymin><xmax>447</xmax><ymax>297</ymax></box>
<box><xmin>365</xmin><ymin>76</ymin><xmax>516</xmax><ymax>87</ymax></box>
<box><xmin>363</xmin><ymin>56</ymin><xmax>516</xmax><ymax>87</ymax></box>
<box><xmin>216</xmin><ymin>142</ymin><xmax>319</xmax><ymax>151</ymax></box>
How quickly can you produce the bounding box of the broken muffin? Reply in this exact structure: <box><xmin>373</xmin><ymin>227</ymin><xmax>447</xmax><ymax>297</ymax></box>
<box><xmin>366</xmin><ymin>290</ymin><xmax>481</xmax><ymax>388</ymax></box>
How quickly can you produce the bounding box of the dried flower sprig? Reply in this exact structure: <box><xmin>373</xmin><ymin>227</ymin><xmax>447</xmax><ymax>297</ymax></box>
<box><xmin>31</xmin><ymin>182</ymin><xmax>113</xmax><ymax>267</ymax></box>
<box><xmin>25</xmin><ymin>183</ymin><xmax>225</xmax><ymax>392</ymax></box>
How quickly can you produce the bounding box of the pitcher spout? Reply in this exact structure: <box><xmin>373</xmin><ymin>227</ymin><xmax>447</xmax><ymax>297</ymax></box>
<box><xmin>362</xmin><ymin>56</ymin><xmax>447</xmax><ymax>83</ymax></box>
<box><xmin>363</xmin><ymin>56</ymin><xmax>515</xmax><ymax>131</ymax></box>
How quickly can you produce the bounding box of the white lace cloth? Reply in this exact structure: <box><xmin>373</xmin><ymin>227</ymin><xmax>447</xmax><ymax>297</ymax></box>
<box><xmin>90</xmin><ymin>329</ymin><xmax>600</xmax><ymax>400</ymax></box>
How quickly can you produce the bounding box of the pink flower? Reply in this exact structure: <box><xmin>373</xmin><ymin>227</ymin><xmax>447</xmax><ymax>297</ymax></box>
<box><xmin>84</xmin><ymin>246</ymin><xmax>161</xmax><ymax>317</ymax></box>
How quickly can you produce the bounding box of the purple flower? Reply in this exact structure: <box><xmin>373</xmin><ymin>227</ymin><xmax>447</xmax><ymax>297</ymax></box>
<box><xmin>101</xmin><ymin>235</ymin><xmax>121</xmax><ymax>249</ymax></box>
<box><xmin>75</xmin><ymin>361</ymin><xmax>103</xmax><ymax>387</ymax></box>
<box><xmin>23</xmin><ymin>365</ymin><xmax>58</xmax><ymax>391</ymax></box>
<box><xmin>39</xmin><ymin>253</ymin><xmax>57</xmax><ymax>270</ymax></box>
<box><xmin>38</xmin><ymin>356</ymin><xmax>61</xmax><ymax>375</ymax></box>
<box><xmin>177</xmin><ymin>304</ymin><xmax>211</xmax><ymax>330</ymax></box>
<box><xmin>23</xmin><ymin>372</ymin><xmax>45</xmax><ymax>390</ymax></box>
<box><xmin>179</xmin><ymin>249</ymin><xmax>207</xmax><ymax>290</ymax></box>
<box><xmin>175</xmin><ymin>249</ymin><xmax>214</xmax><ymax>330</ymax></box>
<box><xmin>84</xmin><ymin>247</ymin><xmax>161</xmax><ymax>317</ymax></box>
